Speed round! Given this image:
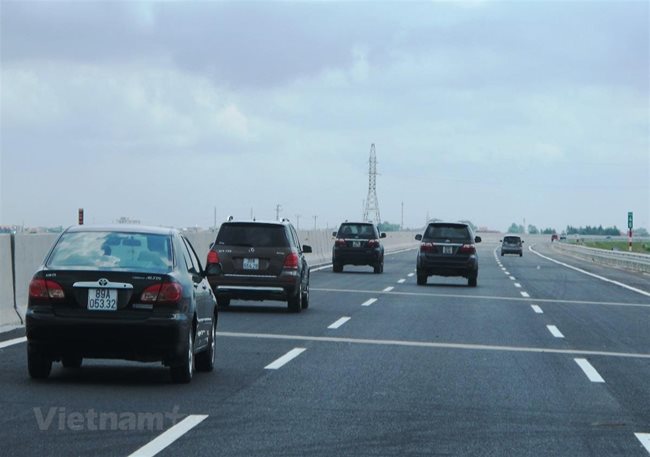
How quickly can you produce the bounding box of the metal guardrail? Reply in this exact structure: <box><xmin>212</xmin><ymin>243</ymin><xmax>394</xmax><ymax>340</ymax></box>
<box><xmin>553</xmin><ymin>242</ymin><xmax>650</xmax><ymax>273</ymax></box>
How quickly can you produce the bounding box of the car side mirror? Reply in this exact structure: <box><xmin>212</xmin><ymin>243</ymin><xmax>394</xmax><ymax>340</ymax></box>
<box><xmin>205</xmin><ymin>263</ymin><xmax>222</xmax><ymax>275</ymax></box>
<box><xmin>332</xmin><ymin>231</ymin><xmax>337</xmax><ymax>237</ymax></box>
<box><xmin>303</xmin><ymin>245</ymin><xmax>312</xmax><ymax>254</ymax></box>
<box><xmin>499</xmin><ymin>239</ymin><xmax>502</xmax><ymax>242</ymax></box>
<box><xmin>415</xmin><ymin>234</ymin><xmax>422</xmax><ymax>241</ymax></box>
<box><xmin>380</xmin><ymin>233</ymin><xmax>387</xmax><ymax>239</ymax></box>
<box><xmin>475</xmin><ymin>236</ymin><xmax>482</xmax><ymax>243</ymax></box>
<box><xmin>521</xmin><ymin>240</ymin><xmax>524</xmax><ymax>244</ymax></box>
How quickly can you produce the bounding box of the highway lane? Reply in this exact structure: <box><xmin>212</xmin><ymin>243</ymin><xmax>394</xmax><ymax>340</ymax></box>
<box><xmin>0</xmin><ymin>244</ymin><xmax>648</xmax><ymax>456</ymax></box>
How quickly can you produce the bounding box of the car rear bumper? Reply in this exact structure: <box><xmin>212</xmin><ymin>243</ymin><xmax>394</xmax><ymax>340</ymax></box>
<box><xmin>501</xmin><ymin>247</ymin><xmax>522</xmax><ymax>254</ymax></box>
<box><xmin>26</xmin><ymin>309</ymin><xmax>190</xmax><ymax>364</ymax></box>
<box><xmin>417</xmin><ymin>255</ymin><xmax>478</xmax><ymax>277</ymax></box>
<box><xmin>332</xmin><ymin>248</ymin><xmax>383</xmax><ymax>265</ymax></box>
<box><xmin>209</xmin><ymin>274</ymin><xmax>299</xmax><ymax>302</ymax></box>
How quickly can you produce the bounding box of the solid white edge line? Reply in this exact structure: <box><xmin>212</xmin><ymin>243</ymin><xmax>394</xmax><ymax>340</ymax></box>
<box><xmin>531</xmin><ymin>305</ymin><xmax>544</xmax><ymax>314</ymax></box>
<box><xmin>328</xmin><ymin>317</ymin><xmax>351</xmax><ymax>329</ymax></box>
<box><xmin>128</xmin><ymin>414</ymin><xmax>208</xmax><ymax>457</ymax></box>
<box><xmin>361</xmin><ymin>298</ymin><xmax>378</xmax><ymax>307</ymax></box>
<box><xmin>635</xmin><ymin>433</ymin><xmax>650</xmax><ymax>454</ymax></box>
<box><xmin>547</xmin><ymin>325</ymin><xmax>565</xmax><ymax>338</ymax></box>
<box><xmin>529</xmin><ymin>245</ymin><xmax>650</xmax><ymax>297</ymax></box>
<box><xmin>0</xmin><ymin>337</ymin><xmax>26</xmax><ymax>349</ymax></box>
<box><xmin>574</xmin><ymin>358</ymin><xmax>605</xmax><ymax>383</ymax></box>
<box><xmin>383</xmin><ymin>286</ymin><xmax>394</xmax><ymax>292</ymax></box>
<box><xmin>397</xmin><ymin>279</ymin><xmax>406</xmax><ymax>284</ymax></box>
<box><xmin>520</xmin><ymin>291</ymin><xmax>530</xmax><ymax>298</ymax></box>
<box><xmin>265</xmin><ymin>347</ymin><xmax>307</xmax><ymax>370</ymax></box>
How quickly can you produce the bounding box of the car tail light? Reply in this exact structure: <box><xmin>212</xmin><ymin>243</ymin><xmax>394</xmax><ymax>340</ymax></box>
<box><xmin>206</xmin><ymin>250</ymin><xmax>220</xmax><ymax>264</ymax></box>
<box><xmin>29</xmin><ymin>278</ymin><xmax>65</xmax><ymax>299</ymax></box>
<box><xmin>141</xmin><ymin>282</ymin><xmax>183</xmax><ymax>305</ymax></box>
<box><xmin>459</xmin><ymin>244</ymin><xmax>476</xmax><ymax>254</ymax></box>
<box><xmin>367</xmin><ymin>239</ymin><xmax>380</xmax><ymax>248</ymax></box>
<box><xmin>335</xmin><ymin>239</ymin><xmax>346</xmax><ymax>247</ymax></box>
<box><xmin>283</xmin><ymin>252</ymin><xmax>299</xmax><ymax>270</ymax></box>
<box><xmin>420</xmin><ymin>242</ymin><xmax>436</xmax><ymax>253</ymax></box>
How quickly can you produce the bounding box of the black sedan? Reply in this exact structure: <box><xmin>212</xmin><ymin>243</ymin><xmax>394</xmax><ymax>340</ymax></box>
<box><xmin>25</xmin><ymin>225</ymin><xmax>217</xmax><ymax>383</ymax></box>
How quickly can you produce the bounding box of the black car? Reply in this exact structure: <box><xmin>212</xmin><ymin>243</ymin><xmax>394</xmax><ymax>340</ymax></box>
<box><xmin>415</xmin><ymin>222</ymin><xmax>481</xmax><ymax>287</ymax></box>
<box><xmin>331</xmin><ymin>222</ymin><xmax>386</xmax><ymax>273</ymax></box>
<box><xmin>205</xmin><ymin>219</ymin><xmax>312</xmax><ymax>313</ymax></box>
<box><xmin>26</xmin><ymin>225</ymin><xmax>217</xmax><ymax>383</ymax></box>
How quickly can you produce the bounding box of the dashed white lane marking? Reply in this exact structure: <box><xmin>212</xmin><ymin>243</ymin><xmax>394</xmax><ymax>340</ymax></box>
<box><xmin>218</xmin><ymin>332</ymin><xmax>650</xmax><ymax>360</ymax></box>
<box><xmin>328</xmin><ymin>317</ymin><xmax>351</xmax><ymax>329</ymax></box>
<box><xmin>397</xmin><ymin>279</ymin><xmax>406</xmax><ymax>284</ymax></box>
<box><xmin>0</xmin><ymin>337</ymin><xmax>26</xmax><ymax>349</ymax></box>
<box><xmin>509</xmin><ymin>276</ymin><xmax>516</xmax><ymax>281</ymax></box>
<box><xmin>265</xmin><ymin>348</ymin><xmax>307</xmax><ymax>370</ymax></box>
<box><xmin>531</xmin><ymin>305</ymin><xmax>544</xmax><ymax>314</ymax></box>
<box><xmin>520</xmin><ymin>291</ymin><xmax>530</xmax><ymax>298</ymax></box>
<box><xmin>635</xmin><ymin>433</ymin><xmax>650</xmax><ymax>454</ymax></box>
<box><xmin>574</xmin><ymin>358</ymin><xmax>605</xmax><ymax>382</ymax></box>
<box><xmin>514</xmin><ymin>283</ymin><xmax>522</xmax><ymax>288</ymax></box>
<box><xmin>407</xmin><ymin>273</ymin><xmax>415</xmax><ymax>277</ymax></box>
<box><xmin>501</xmin><ymin>267</ymin><xmax>506</xmax><ymax>271</ymax></box>
<box><xmin>361</xmin><ymin>298</ymin><xmax>378</xmax><ymax>307</ymax></box>
<box><xmin>383</xmin><ymin>286</ymin><xmax>394</xmax><ymax>292</ymax></box>
<box><xmin>529</xmin><ymin>245</ymin><xmax>650</xmax><ymax>298</ymax></box>
<box><xmin>311</xmin><ymin>264</ymin><xmax>333</xmax><ymax>272</ymax></box>
<box><xmin>504</xmin><ymin>271</ymin><xmax>510</xmax><ymax>275</ymax></box>
<box><xmin>128</xmin><ymin>415</ymin><xmax>208</xmax><ymax>457</ymax></box>
<box><xmin>547</xmin><ymin>325</ymin><xmax>565</xmax><ymax>338</ymax></box>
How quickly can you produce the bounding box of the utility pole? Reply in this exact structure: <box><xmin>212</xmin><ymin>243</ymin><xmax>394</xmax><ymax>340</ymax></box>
<box><xmin>401</xmin><ymin>201</ymin><xmax>404</xmax><ymax>230</ymax></box>
<box><xmin>363</xmin><ymin>144</ymin><xmax>381</xmax><ymax>225</ymax></box>
<box><xmin>250</xmin><ymin>208</ymin><xmax>254</xmax><ymax>219</ymax></box>
<box><xmin>275</xmin><ymin>204</ymin><xmax>282</xmax><ymax>221</ymax></box>
<box><xmin>295</xmin><ymin>214</ymin><xmax>301</xmax><ymax>230</ymax></box>
<box><xmin>313</xmin><ymin>215</ymin><xmax>318</xmax><ymax>229</ymax></box>
<box><xmin>213</xmin><ymin>206</ymin><xmax>217</xmax><ymax>230</ymax></box>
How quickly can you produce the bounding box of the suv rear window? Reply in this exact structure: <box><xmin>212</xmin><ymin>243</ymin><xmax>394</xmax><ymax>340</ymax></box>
<box><xmin>216</xmin><ymin>223</ymin><xmax>289</xmax><ymax>247</ymax></box>
<box><xmin>423</xmin><ymin>224</ymin><xmax>471</xmax><ymax>241</ymax></box>
<box><xmin>503</xmin><ymin>236</ymin><xmax>521</xmax><ymax>243</ymax></box>
<box><xmin>337</xmin><ymin>223</ymin><xmax>376</xmax><ymax>239</ymax></box>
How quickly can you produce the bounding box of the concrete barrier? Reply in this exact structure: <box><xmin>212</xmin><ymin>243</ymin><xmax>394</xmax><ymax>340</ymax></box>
<box><xmin>0</xmin><ymin>234</ymin><xmax>18</xmax><ymax>326</ymax></box>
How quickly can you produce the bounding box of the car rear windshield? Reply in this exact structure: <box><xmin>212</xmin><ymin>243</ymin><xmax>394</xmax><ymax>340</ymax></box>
<box><xmin>47</xmin><ymin>231</ymin><xmax>173</xmax><ymax>272</ymax></box>
<box><xmin>503</xmin><ymin>236</ymin><xmax>521</xmax><ymax>244</ymax></box>
<box><xmin>216</xmin><ymin>223</ymin><xmax>289</xmax><ymax>247</ymax></box>
<box><xmin>423</xmin><ymin>224</ymin><xmax>470</xmax><ymax>241</ymax></box>
<box><xmin>337</xmin><ymin>223</ymin><xmax>377</xmax><ymax>239</ymax></box>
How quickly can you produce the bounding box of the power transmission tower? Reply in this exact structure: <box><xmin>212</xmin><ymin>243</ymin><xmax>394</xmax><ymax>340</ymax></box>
<box><xmin>275</xmin><ymin>204</ymin><xmax>282</xmax><ymax>221</ymax></box>
<box><xmin>363</xmin><ymin>143</ymin><xmax>381</xmax><ymax>225</ymax></box>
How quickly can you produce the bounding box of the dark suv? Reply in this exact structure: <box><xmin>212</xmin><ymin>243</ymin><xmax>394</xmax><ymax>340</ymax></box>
<box><xmin>205</xmin><ymin>219</ymin><xmax>312</xmax><ymax>313</ymax></box>
<box><xmin>500</xmin><ymin>235</ymin><xmax>523</xmax><ymax>256</ymax></box>
<box><xmin>415</xmin><ymin>222</ymin><xmax>481</xmax><ymax>287</ymax></box>
<box><xmin>332</xmin><ymin>222</ymin><xmax>386</xmax><ymax>273</ymax></box>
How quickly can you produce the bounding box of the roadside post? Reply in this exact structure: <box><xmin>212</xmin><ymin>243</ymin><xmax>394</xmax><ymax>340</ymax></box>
<box><xmin>628</xmin><ymin>211</ymin><xmax>633</xmax><ymax>252</ymax></box>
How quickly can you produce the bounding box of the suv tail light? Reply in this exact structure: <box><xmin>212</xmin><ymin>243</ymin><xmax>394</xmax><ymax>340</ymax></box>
<box><xmin>207</xmin><ymin>250</ymin><xmax>220</xmax><ymax>264</ymax></box>
<box><xmin>459</xmin><ymin>244</ymin><xmax>476</xmax><ymax>254</ymax></box>
<box><xmin>141</xmin><ymin>282</ymin><xmax>183</xmax><ymax>305</ymax></box>
<box><xmin>367</xmin><ymin>239</ymin><xmax>380</xmax><ymax>248</ymax></box>
<box><xmin>283</xmin><ymin>252</ymin><xmax>299</xmax><ymax>270</ymax></box>
<box><xmin>420</xmin><ymin>242</ymin><xmax>436</xmax><ymax>253</ymax></box>
<box><xmin>29</xmin><ymin>278</ymin><xmax>65</xmax><ymax>299</ymax></box>
<box><xmin>335</xmin><ymin>239</ymin><xmax>346</xmax><ymax>247</ymax></box>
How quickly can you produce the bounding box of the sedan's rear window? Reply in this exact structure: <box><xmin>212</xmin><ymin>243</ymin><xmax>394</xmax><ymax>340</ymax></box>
<box><xmin>47</xmin><ymin>232</ymin><xmax>173</xmax><ymax>272</ymax></box>
<box><xmin>423</xmin><ymin>224</ymin><xmax>470</xmax><ymax>241</ymax></box>
<box><xmin>337</xmin><ymin>224</ymin><xmax>376</xmax><ymax>239</ymax></box>
<box><xmin>216</xmin><ymin>223</ymin><xmax>289</xmax><ymax>247</ymax></box>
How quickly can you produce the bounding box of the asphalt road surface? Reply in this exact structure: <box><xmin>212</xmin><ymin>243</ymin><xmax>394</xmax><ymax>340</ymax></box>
<box><xmin>1</xmin><ymin>241</ymin><xmax>649</xmax><ymax>456</ymax></box>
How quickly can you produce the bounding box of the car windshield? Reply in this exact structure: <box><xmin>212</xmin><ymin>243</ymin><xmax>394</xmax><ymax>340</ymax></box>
<box><xmin>216</xmin><ymin>223</ymin><xmax>288</xmax><ymax>247</ymax></box>
<box><xmin>47</xmin><ymin>231</ymin><xmax>173</xmax><ymax>272</ymax></box>
<box><xmin>337</xmin><ymin>224</ymin><xmax>376</xmax><ymax>239</ymax></box>
<box><xmin>424</xmin><ymin>225</ymin><xmax>470</xmax><ymax>241</ymax></box>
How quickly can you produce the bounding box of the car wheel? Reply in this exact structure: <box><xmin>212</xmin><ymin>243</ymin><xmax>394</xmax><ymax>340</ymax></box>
<box><xmin>373</xmin><ymin>262</ymin><xmax>383</xmax><ymax>274</ymax></box>
<box><xmin>468</xmin><ymin>276</ymin><xmax>478</xmax><ymax>287</ymax></box>
<box><xmin>301</xmin><ymin>274</ymin><xmax>310</xmax><ymax>310</ymax></box>
<box><xmin>61</xmin><ymin>355</ymin><xmax>82</xmax><ymax>369</ymax></box>
<box><xmin>416</xmin><ymin>273</ymin><xmax>427</xmax><ymax>286</ymax></box>
<box><xmin>196</xmin><ymin>317</ymin><xmax>216</xmax><ymax>372</ymax></box>
<box><xmin>501</xmin><ymin>252</ymin><xmax>504</xmax><ymax>256</ymax></box>
<box><xmin>333</xmin><ymin>263</ymin><xmax>343</xmax><ymax>273</ymax></box>
<box><xmin>288</xmin><ymin>286</ymin><xmax>302</xmax><ymax>313</ymax></box>
<box><xmin>519</xmin><ymin>252</ymin><xmax>523</xmax><ymax>257</ymax></box>
<box><xmin>217</xmin><ymin>297</ymin><xmax>230</xmax><ymax>307</ymax></box>
<box><xmin>28</xmin><ymin>346</ymin><xmax>52</xmax><ymax>379</ymax></box>
<box><xmin>170</xmin><ymin>329</ymin><xmax>194</xmax><ymax>383</ymax></box>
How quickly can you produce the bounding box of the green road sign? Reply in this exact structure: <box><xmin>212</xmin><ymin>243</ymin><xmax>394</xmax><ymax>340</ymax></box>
<box><xmin>628</xmin><ymin>211</ymin><xmax>633</xmax><ymax>229</ymax></box>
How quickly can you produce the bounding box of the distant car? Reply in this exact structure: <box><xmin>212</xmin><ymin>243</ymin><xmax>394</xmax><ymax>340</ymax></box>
<box><xmin>551</xmin><ymin>234</ymin><xmax>559</xmax><ymax>242</ymax></box>
<box><xmin>331</xmin><ymin>222</ymin><xmax>386</xmax><ymax>273</ymax></box>
<box><xmin>205</xmin><ymin>219</ymin><xmax>311</xmax><ymax>313</ymax></box>
<box><xmin>415</xmin><ymin>222</ymin><xmax>481</xmax><ymax>287</ymax></box>
<box><xmin>500</xmin><ymin>235</ymin><xmax>524</xmax><ymax>256</ymax></box>
<box><xmin>26</xmin><ymin>225</ymin><xmax>217</xmax><ymax>383</ymax></box>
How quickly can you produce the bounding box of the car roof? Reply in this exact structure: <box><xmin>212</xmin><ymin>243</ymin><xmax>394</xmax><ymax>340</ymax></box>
<box><xmin>64</xmin><ymin>224</ymin><xmax>178</xmax><ymax>236</ymax></box>
<box><xmin>427</xmin><ymin>221</ymin><xmax>469</xmax><ymax>227</ymax></box>
<box><xmin>222</xmin><ymin>220</ymin><xmax>289</xmax><ymax>226</ymax></box>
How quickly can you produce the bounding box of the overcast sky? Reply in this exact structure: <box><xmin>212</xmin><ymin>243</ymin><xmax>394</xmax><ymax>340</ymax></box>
<box><xmin>1</xmin><ymin>0</ymin><xmax>648</xmax><ymax>232</ymax></box>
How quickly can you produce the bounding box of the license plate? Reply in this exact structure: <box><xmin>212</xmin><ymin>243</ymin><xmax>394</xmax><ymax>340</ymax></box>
<box><xmin>352</xmin><ymin>241</ymin><xmax>361</xmax><ymax>248</ymax></box>
<box><xmin>443</xmin><ymin>246</ymin><xmax>453</xmax><ymax>255</ymax></box>
<box><xmin>243</xmin><ymin>258</ymin><xmax>259</xmax><ymax>270</ymax></box>
<box><xmin>87</xmin><ymin>289</ymin><xmax>117</xmax><ymax>311</ymax></box>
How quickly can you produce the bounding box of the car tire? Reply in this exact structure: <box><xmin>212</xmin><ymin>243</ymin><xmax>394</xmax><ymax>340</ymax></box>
<box><xmin>468</xmin><ymin>275</ymin><xmax>478</xmax><ymax>287</ymax></box>
<box><xmin>170</xmin><ymin>329</ymin><xmax>194</xmax><ymax>384</ymax></box>
<box><xmin>196</xmin><ymin>318</ymin><xmax>216</xmax><ymax>372</ymax></box>
<box><xmin>416</xmin><ymin>273</ymin><xmax>427</xmax><ymax>285</ymax></box>
<box><xmin>288</xmin><ymin>286</ymin><xmax>302</xmax><ymax>313</ymax></box>
<box><xmin>333</xmin><ymin>263</ymin><xmax>343</xmax><ymax>273</ymax></box>
<box><xmin>301</xmin><ymin>274</ymin><xmax>310</xmax><ymax>310</ymax></box>
<box><xmin>519</xmin><ymin>252</ymin><xmax>523</xmax><ymax>257</ymax></box>
<box><xmin>28</xmin><ymin>346</ymin><xmax>52</xmax><ymax>379</ymax></box>
<box><xmin>373</xmin><ymin>262</ymin><xmax>383</xmax><ymax>274</ymax></box>
<box><xmin>501</xmin><ymin>252</ymin><xmax>504</xmax><ymax>256</ymax></box>
<box><xmin>61</xmin><ymin>355</ymin><xmax>82</xmax><ymax>369</ymax></box>
<box><xmin>217</xmin><ymin>297</ymin><xmax>230</xmax><ymax>307</ymax></box>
